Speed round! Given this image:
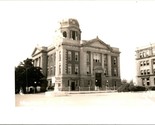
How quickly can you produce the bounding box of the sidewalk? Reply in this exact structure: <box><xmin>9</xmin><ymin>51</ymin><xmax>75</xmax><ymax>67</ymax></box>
<box><xmin>45</xmin><ymin>90</ymin><xmax>117</xmax><ymax>96</ymax></box>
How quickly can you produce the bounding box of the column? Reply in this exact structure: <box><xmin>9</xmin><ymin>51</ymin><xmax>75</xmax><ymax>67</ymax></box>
<box><xmin>107</xmin><ymin>54</ymin><xmax>111</xmax><ymax>76</ymax></box>
<box><xmin>117</xmin><ymin>56</ymin><xmax>120</xmax><ymax>78</ymax></box>
<box><xmin>91</xmin><ymin>52</ymin><xmax>93</xmax><ymax>75</ymax></box>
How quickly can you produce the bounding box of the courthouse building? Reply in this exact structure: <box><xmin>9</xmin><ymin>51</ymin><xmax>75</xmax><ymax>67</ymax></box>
<box><xmin>31</xmin><ymin>18</ymin><xmax>121</xmax><ymax>91</ymax></box>
<box><xmin>136</xmin><ymin>43</ymin><xmax>155</xmax><ymax>86</ymax></box>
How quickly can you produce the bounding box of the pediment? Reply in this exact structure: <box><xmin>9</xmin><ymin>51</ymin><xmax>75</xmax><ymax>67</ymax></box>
<box><xmin>89</xmin><ymin>40</ymin><xmax>108</xmax><ymax>49</ymax></box>
<box><xmin>31</xmin><ymin>47</ymin><xmax>41</xmax><ymax>56</ymax></box>
<box><xmin>82</xmin><ymin>37</ymin><xmax>112</xmax><ymax>50</ymax></box>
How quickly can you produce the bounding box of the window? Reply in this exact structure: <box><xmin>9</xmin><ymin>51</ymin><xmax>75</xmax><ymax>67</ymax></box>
<box><xmin>68</xmin><ymin>51</ymin><xmax>72</xmax><ymax>61</ymax></box>
<box><xmin>59</xmin><ymin>51</ymin><xmax>61</xmax><ymax>61</ymax></box>
<box><xmin>114</xmin><ymin>57</ymin><xmax>117</xmax><ymax>65</ymax></box>
<box><xmin>146</xmin><ymin>50</ymin><xmax>149</xmax><ymax>56</ymax></box>
<box><xmin>75</xmin><ymin>52</ymin><xmax>78</xmax><ymax>61</ymax></box>
<box><xmin>75</xmin><ymin>65</ymin><xmax>79</xmax><ymax>74</ymax></box>
<box><xmin>147</xmin><ymin>69</ymin><xmax>150</xmax><ymax>74</ymax></box>
<box><xmin>147</xmin><ymin>78</ymin><xmax>150</xmax><ymax>86</ymax></box>
<box><xmin>86</xmin><ymin>52</ymin><xmax>90</xmax><ymax>63</ymax></box>
<box><xmin>104</xmin><ymin>54</ymin><xmax>107</xmax><ymax>65</ymax></box>
<box><xmin>146</xmin><ymin>60</ymin><xmax>149</xmax><ymax>65</ymax></box>
<box><xmin>114</xmin><ymin>68</ymin><xmax>117</xmax><ymax>76</ymax></box>
<box><xmin>144</xmin><ymin>70</ymin><xmax>146</xmax><ymax>75</ymax></box>
<box><xmin>104</xmin><ymin>69</ymin><xmax>107</xmax><ymax>76</ymax></box>
<box><xmin>143</xmin><ymin>52</ymin><xmax>146</xmax><ymax>57</ymax></box>
<box><xmin>142</xmin><ymin>78</ymin><xmax>145</xmax><ymax>86</ymax></box>
<box><xmin>153</xmin><ymin>48</ymin><xmax>155</xmax><ymax>55</ymax></box>
<box><xmin>86</xmin><ymin>65</ymin><xmax>90</xmax><ymax>74</ymax></box>
<box><xmin>54</xmin><ymin>66</ymin><xmax>56</xmax><ymax>75</ymax></box>
<box><xmin>141</xmin><ymin>70</ymin><xmax>143</xmax><ymax>75</ymax></box>
<box><xmin>71</xmin><ymin>31</ymin><xmax>78</xmax><ymax>40</ymax></box>
<box><xmin>153</xmin><ymin>69</ymin><xmax>155</xmax><ymax>74</ymax></box>
<box><xmin>140</xmin><ymin>53</ymin><xmax>143</xmax><ymax>58</ymax></box>
<box><xmin>143</xmin><ymin>61</ymin><xmax>146</xmax><ymax>66</ymax></box>
<box><xmin>59</xmin><ymin>65</ymin><xmax>61</xmax><ymax>74</ymax></box>
<box><xmin>54</xmin><ymin>53</ymin><xmax>56</xmax><ymax>62</ymax></box>
<box><xmin>153</xmin><ymin>59</ymin><xmax>155</xmax><ymax>64</ymax></box>
<box><xmin>47</xmin><ymin>67</ymin><xmax>49</xmax><ymax>76</ymax></box>
<box><xmin>93</xmin><ymin>53</ymin><xmax>101</xmax><ymax>63</ymax></box>
<box><xmin>63</xmin><ymin>31</ymin><xmax>67</xmax><ymax>38</ymax></box>
<box><xmin>68</xmin><ymin>64</ymin><xmax>72</xmax><ymax>74</ymax></box>
<box><xmin>51</xmin><ymin>54</ymin><xmax>53</xmax><ymax>62</ymax></box>
<box><xmin>47</xmin><ymin>56</ymin><xmax>49</xmax><ymax>67</ymax></box>
<box><xmin>140</xmin><ymin>61</ymin><xmax>143</xmax><ymax>66</ymax></box>
<box><xmin>51</xmin><ymin>66</ymin><xmax>53</xmax><ymax>75</ymax></box>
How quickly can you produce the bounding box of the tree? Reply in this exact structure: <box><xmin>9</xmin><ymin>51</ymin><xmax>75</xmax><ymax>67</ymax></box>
<box><xmin>15</xmin><ymin>58</ymin><xmax>47</xmax><ymax>94</ymax></box>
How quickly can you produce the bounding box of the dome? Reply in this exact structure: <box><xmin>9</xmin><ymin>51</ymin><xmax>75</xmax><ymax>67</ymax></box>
<box><xmin>60</xmin><ymin>18</ymin><xmax>80</xmax><ymax>28</ymax></box>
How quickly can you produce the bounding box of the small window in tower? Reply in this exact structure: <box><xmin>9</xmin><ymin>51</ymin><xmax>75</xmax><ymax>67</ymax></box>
<box><xmin>71</xmin><ymin>31</ymin><xmax>78</xmax><ymax>40</ymax></box>
<box><xmin>63</xmin><ymin>31</ymin><xmax>67</xmax><ymax>38</ymax></box>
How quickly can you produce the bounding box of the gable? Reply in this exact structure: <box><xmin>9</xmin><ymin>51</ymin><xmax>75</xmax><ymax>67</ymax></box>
<box><xmin>31</xmin><ymin>47</ymin><xmax>41</xmax><ymax>56</ymax></box>
<box><xmin>89</xmin><ymin>41</ymin><xmax>108</xmax><ymax>49</ymax></box>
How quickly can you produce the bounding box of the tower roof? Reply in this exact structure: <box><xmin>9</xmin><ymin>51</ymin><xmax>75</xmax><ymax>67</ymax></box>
<box><xmin>59</xmin><ymin>18</ymin><xmax>80</xmax><ymax>28</ymax></box>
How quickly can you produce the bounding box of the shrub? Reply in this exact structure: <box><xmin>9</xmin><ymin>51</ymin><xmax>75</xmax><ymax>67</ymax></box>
<box><xmin>117</xmin><ymin>84</ymin><xmax>146</xmax><ymax>92</ymax></box>
<box><xmin>148</xmin><ymin>86</ymin><xmax>155</xmax><ymax>91</ymax></box>
<box><xmin>133</xmin><ymin>86</ymin><xmax>146</xmax><ymax>91</ymax></box>
<box><xmin>117</xmin><ymin>83</ymin><xmax>130</xmax><ymax>92</ymax></box>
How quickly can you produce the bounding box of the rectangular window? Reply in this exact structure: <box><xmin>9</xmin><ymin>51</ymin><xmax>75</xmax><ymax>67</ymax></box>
<box><xmin>93</xmin><ymin>53</ymin><xmax>101</xmax><ymax>63</ymax></box>
<box><xmin>141</xmin><ymin>70</ymin><xmax>143</xmax><ymax>75</ymax></box>
<box><xmin>54</xmin><ymin>53</ymin><xmax>56</xmax><ymax>62</ymax></box>
<box><xmin>104</xmin><ymin>54</ymin><xmax>107</xmax><ymax>65</ymax></box>
<box><xmin>144</xmin><ymin>70</ymin><xmax>146</xmax><ymax>75</ymax></box>
<box><xmin>68</xmin><ymin>64</ymin><xmax>72</xmax><ymax>74</ymax></box>
<box><xmin>86</xmin><ymin>65</ymin><xmax>90</xmax><ymax>74</ymax></box>
<box><xmin>143</xmin><ymin>61</ymin><xmax>146</xmax><ymax>66</ymax></box>
<box><xmin>140</xmin><ymin>61</ymin><xmax>143</xmax><ymax>66</ymax></box>
<box><xmin>114</xmin><ymin>57</ymin><xmax>117</xmax><ymax>65</ymax></box>
<box><xmin>59</xmin><ymin>51</ymin><xmax>61</xmax><ymax>61</ymax></box>
<box><xmin>75</xmin><ymin>52</ymin><xmax>78</xmax><ymax>61</ymax></box>
<box><xmin>47</xmin><ymin>56</ymin><xmax>49</xmax><ymax>67</ymax></box>
<box><xmin>68</xmin><ymin>51</ymin><xmax>72</xmax><ymax>61</ymax></box>
<box><xmin>147</xmin><ymin>78</ymin><xmax>150</xmax><ymax>86</ymax></box>
<box><xmin>75</xmin><ymin>65</ymin><xmax>79</xmax><ymax>74</ymax></box>
<box><xmin>86</xmin><ymin>52</ymin><xmax>90</xmax><ymax>63</ymax></box>
<box><xmin>153</xmin><ymin>59</ymin><xmax>155</xmax><ymax>64</ymax></box>
<box><xmin>59</xmin><ymin>65</ymin><xmax>61</xmax><ymax>74</ymax></box>
<box><xmin>140</xmin><ymin>53</ymin><xmax>143</xmax><ymax>58</ymax></box>
<box><xmin>104</xmin><ymin>69</ymin><xmax>107</xmax><ymax>76</ymax></box>
<box><xmin>51</xmin><ymin>66</ymin><xmax>53</xmax><ymax>75</ymax></box>
<box><xmin>146</xmin><ymin>60</ymin><xmax>149</xmax><ymax>65</ymax></box>
<box><xmin>54</xmin><ymin>66</ymin><xmax>56</xmax><ymax>75</ymax></box>
<box><xmin>114</xmin><ymin>68</ymin><xmax>117</xmax><ymax>76</ymax></box>
<box><xmin>51</xmin><ymin>54</ymin><xmax>53</xmax><ymax>63</ymax></box>
<box><xmin>147</xmin><ymin>69</ymin><xmax>150</xmax><ymax>74</ymax></box>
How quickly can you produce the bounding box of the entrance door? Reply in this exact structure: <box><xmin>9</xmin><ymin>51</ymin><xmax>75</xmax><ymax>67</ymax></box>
<box><xmin>71</xmin><ymin>82</ymin><xmax>75</xmax><ymax>91</ymax></box>
<box><xmin>95</xmin><ymin>73</ymin><xmax>102</xmax><ymax>87</ymax></box>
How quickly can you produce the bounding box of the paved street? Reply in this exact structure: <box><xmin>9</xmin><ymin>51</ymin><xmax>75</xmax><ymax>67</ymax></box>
<box><xmin>14</xmin><ymin>91</ymin><xmax>155</xmax><ymax>124</ymax></box>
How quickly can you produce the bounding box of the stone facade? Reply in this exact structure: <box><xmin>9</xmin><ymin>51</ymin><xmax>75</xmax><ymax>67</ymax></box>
<box><xmin>136</xmin><ymin>43</ymin><xmax>155</xmax><ymax>86</ymax></box>
<box><xmin>32</xmin><ymin>18</ymin><xmax>121</xmax><ymax>91</ymax></box>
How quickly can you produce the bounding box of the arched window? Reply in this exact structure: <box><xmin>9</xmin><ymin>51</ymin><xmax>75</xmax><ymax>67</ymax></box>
<box><xmin>63</xmin><ymin>31</ymin><xmax>67</xmax><ymax>38</ymax></box>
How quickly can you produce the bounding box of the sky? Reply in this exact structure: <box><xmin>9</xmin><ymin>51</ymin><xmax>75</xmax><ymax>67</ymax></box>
<box><xmin>1</xmin><ymin>0</ymin><xmax>155</xmax><ymax>82</ymax></box>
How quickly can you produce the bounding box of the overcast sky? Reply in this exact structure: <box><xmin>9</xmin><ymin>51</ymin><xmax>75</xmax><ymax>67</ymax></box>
<box><xmin>1</xmin><ymin>1</ymin><xmax>155</xmax><ymax>82</ymax></box>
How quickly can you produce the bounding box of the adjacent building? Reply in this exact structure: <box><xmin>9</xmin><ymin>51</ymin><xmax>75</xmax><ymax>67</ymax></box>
<box><xmin>32</xmin><ymin>18</ymin><xmax>121</xmax><ymax>91</ymax></box>
<box><xmin>136</xmin><ymin>43</ymin><xmax>155</xmax><ymax>86</ymax></box>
